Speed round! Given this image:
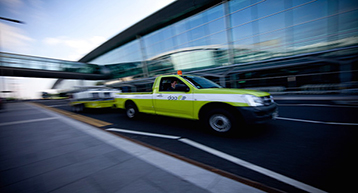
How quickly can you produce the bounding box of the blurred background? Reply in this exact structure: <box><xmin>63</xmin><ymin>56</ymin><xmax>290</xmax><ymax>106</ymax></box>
<box><xmin>1</xmin><ymin>1</ymin><xmax>357</xmax><ymax>192</ymax></box>
<box><xmin>1</xmin><ymin>0</ymin><xmax>357</xmax><ymax>99</ymax></box>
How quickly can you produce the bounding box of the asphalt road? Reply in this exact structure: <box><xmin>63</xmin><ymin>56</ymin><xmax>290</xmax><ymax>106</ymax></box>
<box><xmin>33</xmin><ymin>99</ymin><xmax>358</xmax><ymax>193</ymax></box>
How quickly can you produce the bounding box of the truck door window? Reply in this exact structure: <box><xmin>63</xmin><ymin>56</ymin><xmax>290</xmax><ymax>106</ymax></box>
<box><xmin>183</xmin><ymin>76</ymin><xmax>221</xmax><ymax>89</ymax></box>
<box><xmin>160</xmin><ymin>78</ymin><xmax>188</xmax><ymax>92</ymax></box>
<box><xmin>92</xmin><ymin>93</ymin><xmax>99</xmax><ymax>99</ymax></box>
<box><xmin>104</xmin><ymin>92</ymin><xmax>110</xmax><ymax>98</ymax></box>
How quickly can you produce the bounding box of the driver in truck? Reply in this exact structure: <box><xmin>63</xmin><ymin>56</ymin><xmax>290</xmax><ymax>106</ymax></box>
<box><xmin>167</xmin><ymin>80</ymin><xmax>177</xmax><ymax>91</ymax></box>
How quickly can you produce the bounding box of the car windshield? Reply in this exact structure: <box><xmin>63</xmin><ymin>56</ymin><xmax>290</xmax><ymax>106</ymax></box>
<box><xmin>182</xmin><ymin>76</ymin><xmax>222</xmax><ymax>89</ymax></box>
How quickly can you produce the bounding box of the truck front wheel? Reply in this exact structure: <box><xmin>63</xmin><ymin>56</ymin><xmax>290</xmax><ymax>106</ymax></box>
<box><xmin>205</xmin><ymin>109</ymin><xmax>237</xmax><ymax>134</ymax></box>
<box><xmin>125</xmin><ymin>102</ymin><xmax>138</xmax><ymax>119</ymax></box>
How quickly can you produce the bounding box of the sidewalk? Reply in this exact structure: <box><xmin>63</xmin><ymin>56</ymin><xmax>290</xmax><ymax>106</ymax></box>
<box><xmin>0</xmin><ymin>103</ymin><xmax>265</xmax><ymax>193</ymax></box>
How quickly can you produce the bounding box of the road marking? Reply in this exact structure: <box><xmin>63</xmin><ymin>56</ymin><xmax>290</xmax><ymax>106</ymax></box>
<box><xmin>0</xmin><ymin>117</ymin><xmax>58</xmax><ymax>126</ymax></box>
<box><xmin>48</xmin><ymin>104</ymin><xmax>68</xmax><ymax>107</ymax></box>
<box><xmin>106</xmin><ymin>128</ymin><xmax>181</xmax><ymax>139</ymax></box>
<box><xmin>179</xmin><ymin>138</ymin><xmax>327</xmax><ymax>193</ymax></box>
<box><xmin>105</xmin><ymin>127</ymin><xmax>327</xmax><ymax>192</ymax></box>
<box><xmin>277</xmin><ymin>104</ymin><xmax>358</xmax><ymax>108</ymax></box>
<box><xmin>277</xmin><ymin>117</ymin><xmax>358</xmax><ymax>126</ymax></box>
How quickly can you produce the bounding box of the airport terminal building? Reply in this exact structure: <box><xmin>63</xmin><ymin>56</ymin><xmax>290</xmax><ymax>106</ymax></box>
<box><xmin>78</xmin><ymin>0</ymin><xmax>358</xmax><ymax>93</ymax></box>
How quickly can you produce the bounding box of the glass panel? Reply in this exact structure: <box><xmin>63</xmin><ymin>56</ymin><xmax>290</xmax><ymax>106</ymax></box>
<box><xmin>293</xmin><ymin>0</ymin><xmax>327</xmax><ymax>24</ymax></box>
<box><xmin>162</xmin><ymin>38</ymin><xmax>175</xmax><ymax>54</ymax></box>
<box><xmin>147</xmin><ymin>58</ymin><xmax>174</xmax><ymax>76</ymax></box>
<box><xmin>207</xmin><ymin>18</ymin><xmax>225</xmax><ymax>35</ymax></box>
<box><xmin>208</xmin><ymin>31</ymin><xmax>227</xmax><ymax>45</ymax></box>
<box><xmin>164</xmin><ymin>26</ymin><xmax>175</xmax><ymax>40</ymax></box>
<box><xmin>171</xmin><ymin>49</ymin><xmax>218</xmax><ymax>71</ymax></box>
<box><xmin>230</xmin><ymin>7</ymin><xmax>252</xmax><ymax>28</ymax></box>
<box><xmin>91</xmin><ymin>40</ymin><xmax>142</xmax><ymax>65</ymax></box>
<box><xmin>176</xmin><ymin>33</ymin><xmax>190</xmax><ymax>48</ymax></box>
<box><xmin>188</xmin><ymin>25</ymin><xmax>207</xmax><ymax>44</ymax></box>
<box><xmin>150</xmin><ymin>43</ymin><xmax>163</xmax><ymax>58</ymax></box>
<box><xmin>232</xmin><ymin>23</ymin><xmax>253</xmax><ymax>42</ymax></box>
<box><xmin>105</xmin><ymin>62</ymin><xmax>143</xmax><ymax>79</ymax></box>
<box><xmin>229</xmin><ymin>0</ymin><xmax>261</xmax><ymax>14</ymax></box>
<box><xmin>174</xmin><ymin>20</ymin><xmax>189</xmax><ymax>35</ymax></box>
<box><xmin>338</xmin><ymin>10</ymin><xmax>358</xmax><ymax>40</ymax></box>
<box><xmin>233</xmin><ymin>35</ymin><xmax>255</xmax><ymax>63</ymax></box>
<box><xmin>144</xmin><ymin>31</ymin><xmax>161</xmax><ymax>47</ymax></box>
<box><xmin>292</xmin><ymin>18</ymin><xmax>328</xmax><ymax>54</ymax></box>
<box><xmin>257</xmin><ymin>0</ymin><xmax>285</xmax><ymax>18</ymax></box>
<box><xmin>188</xmin><ymin>12</ymin><xmax>206</xmax><ymax>29</ymax></box>
<box><xmin>214</xmin><ymin>48</ymin><xmax>230</xmax><ymax>66</ymax></box>
<box><xmin>255</xmin><ymin>29</ymin><xmax>286</xmax><ymax>58</ymax></box>
<box><xmin>292</xmin><ymin>0</ymin><xmax>314</xmax><ymax>7</ymax></box>
<box><xmin>206</xmin><ymin>4</ymin><xmax>224</xmax><ymax>21</ymax></box>
<box><xmin>255</xmin><ymin>11</ymin><xmax>286</xmax><ymax>54</ymax></box>
<box><xmin>258</xmin><ymin>12</ymin><xmax>285</xmax><ymax>35</ymax></box>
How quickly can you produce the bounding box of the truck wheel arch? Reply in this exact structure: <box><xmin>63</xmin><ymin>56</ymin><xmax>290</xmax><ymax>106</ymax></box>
<box><xmin>199</xmin><ymin>102</ymin><xmax>241</xmax><ymax>121</ymax></box>
<box><xmin>125</xmin><ymin>100</ymin><xmax>137</xmax><ymax>109</ymax></box>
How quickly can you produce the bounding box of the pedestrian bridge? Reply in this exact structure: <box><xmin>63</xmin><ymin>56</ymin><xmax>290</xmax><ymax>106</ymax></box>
<box><xmin>0</xmin><ymin>52</ymin><xmax>108</xmax><ymax>80</ymax></box>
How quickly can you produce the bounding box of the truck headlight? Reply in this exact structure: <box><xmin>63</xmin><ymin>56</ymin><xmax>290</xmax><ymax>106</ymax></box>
<box><xmin>270</xmin><ymin>95</ymin><xmax>275</xmax><ymax>103</ymax></box>
<box><xmin>244</xmin><ymin>95</ymin><xmax>264</xmax><ymax>106</ymax></box>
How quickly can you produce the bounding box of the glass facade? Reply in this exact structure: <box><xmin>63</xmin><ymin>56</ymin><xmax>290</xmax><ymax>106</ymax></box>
<box><xmin>88</xmin><ymin>0</ymin><xmax>358</xmax><ymax>91</ymax></box>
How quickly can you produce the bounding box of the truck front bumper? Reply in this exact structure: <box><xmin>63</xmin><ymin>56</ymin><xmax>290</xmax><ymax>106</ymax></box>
<box><xmin>237</xmin><ymin>103</ymin><xmax>278</xmax><ymax>124</ymax></box>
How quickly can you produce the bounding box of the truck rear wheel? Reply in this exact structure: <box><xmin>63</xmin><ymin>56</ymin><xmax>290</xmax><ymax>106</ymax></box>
<box><xmin>72</xmin><ymin>104</ymin><xmax>84</xmax><ymax>113</ymax></box>
<box><xmin>205</xmin><ymin>109</ymin><xmax>237</xmax><ymax>134</ymax></box>
<box><xmin>125</xmin><ymin>102</ymin><xmax>138</xmax><ymax>119</ymax></box>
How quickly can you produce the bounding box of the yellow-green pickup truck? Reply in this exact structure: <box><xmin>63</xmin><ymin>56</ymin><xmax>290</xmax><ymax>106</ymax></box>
<box><xmin>115</xmin><ymin>74</ymin><xmax>278</xmax><ymax>134</ymax></box>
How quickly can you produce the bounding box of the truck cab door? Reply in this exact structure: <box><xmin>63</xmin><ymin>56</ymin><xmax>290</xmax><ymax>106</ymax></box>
<box><xmin>154</xmin><ymin>77</ymin><xmax>193</xmax><ymax>119</ymax></box>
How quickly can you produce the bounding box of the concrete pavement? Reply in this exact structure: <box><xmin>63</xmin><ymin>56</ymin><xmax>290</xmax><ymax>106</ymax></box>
<box><xmin>0</xmin><ymin>102</ymin><xmax>267</xmax><ymax>193</ymax></box>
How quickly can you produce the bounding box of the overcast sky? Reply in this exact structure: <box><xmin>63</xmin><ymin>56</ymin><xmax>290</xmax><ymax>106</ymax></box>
<box><xmin>0</xmin><ymin>0</ymin><xmax>175</xmax><ymax>98</ymax></box>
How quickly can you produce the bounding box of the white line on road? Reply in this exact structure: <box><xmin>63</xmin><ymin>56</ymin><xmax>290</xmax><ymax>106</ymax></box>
<box><xmin>105</xmin><ymin>127</ymin><xmax>327</xmax><ymax>192</ymax></box>
<box><xmin>0</xmin><ymin>117</ymin><xmax>59</xmax><ymax>127</ymax></box>
<box><xmin>106</xmin><ymin>128</ymin><xmax>181</xmax><ymax>139</ymax></box>
<box><xmin>179</xmin><ymin>138</ymin><xmax>327</xmax><ymax>193</ymax></box>
<box><xmin>277</xmin><ymin>117</ymin><xmax>358</xmax><ymax>126</ymax></box>
<box><xmin>277</xmin><ymin>104</ymin><xmax>358</xmax><ymax>108</ymax></box>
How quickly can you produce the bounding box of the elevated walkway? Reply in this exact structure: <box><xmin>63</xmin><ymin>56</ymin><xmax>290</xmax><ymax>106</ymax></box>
<box><xmin>0</xmin><ymin>52</ymin><xmax>108</xmax><ymax>80</ymax></box>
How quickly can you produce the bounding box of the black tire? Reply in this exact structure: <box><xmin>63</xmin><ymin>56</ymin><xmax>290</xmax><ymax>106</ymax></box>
<box><xmin>72</xmin><ymin>105</ymin><xmax>79</xmax><ymax>112</ymax></box>
<box><xmin>204</xmin><ymin>108</ymin><xmax>237</xmax><ymax>134</ymax></box>
<box><xmin>78</xmin><ymin>104</ymin><xmax>84</xmax><ymax>112</ymax></box>
<box><xmin>125</xmin><ymin>102</ymin><xmax>138</xmax><ymax>119</ymax></box>
<box><xmin>72</xmin><ymin>104</ymin><xmax>84</xmax><ymax>113</ymax></box>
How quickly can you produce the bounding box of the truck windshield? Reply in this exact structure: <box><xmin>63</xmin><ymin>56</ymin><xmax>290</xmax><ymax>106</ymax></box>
<box><xmin>182</xmin><ymin>76</ymin><xmax>222</xmax><ymax>89</ymax></box>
